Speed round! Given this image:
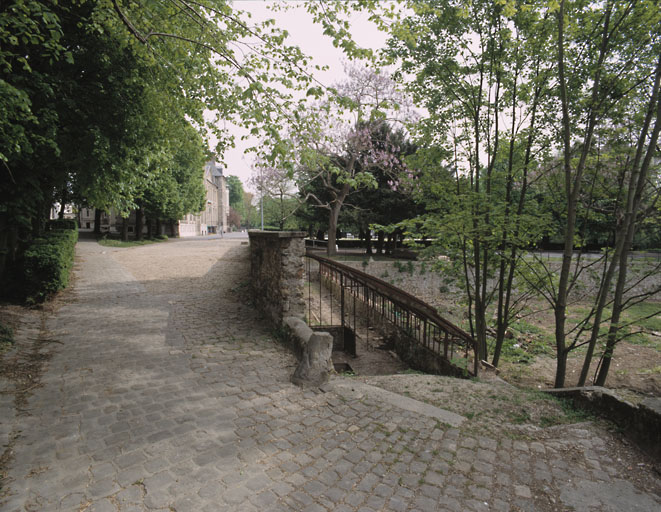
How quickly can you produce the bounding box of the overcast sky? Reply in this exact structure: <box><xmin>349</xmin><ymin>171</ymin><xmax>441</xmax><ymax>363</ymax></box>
<box><xmin>217</xmin><ymin>1</ymin><xmax>388</xmax><ymax>190</ymax></box>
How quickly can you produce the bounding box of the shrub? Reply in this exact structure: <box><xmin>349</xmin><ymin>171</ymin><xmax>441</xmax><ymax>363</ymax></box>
<box><xmin>47</xmin><ymin>218</ymin><xmax>78</xmax><ymax>231</ymax></box>
<box><xmin>155</xmin><ymin>234</ymin><xmax>168</xmax><ymax>240</ymax></box>
<box><xmin>23</xmin><ymin>228</ymin><xmax>78</xmax><ymax>304</ymax></box>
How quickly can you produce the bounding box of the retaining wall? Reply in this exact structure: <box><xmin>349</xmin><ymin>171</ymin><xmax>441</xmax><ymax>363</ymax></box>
<box><xmin>545</xmin><ymin>386</ymin><xmax>661</xmax><ymax>461</ymax></box>
<box><xmin>248</xmin><ymin>230</ymin><xmax>306</xmax><ymax>326</ymax></box>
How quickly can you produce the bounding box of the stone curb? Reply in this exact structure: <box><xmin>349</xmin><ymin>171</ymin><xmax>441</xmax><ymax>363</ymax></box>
<box><xmin>329</xmin><ymin>378</ymin><xmax>466</xmax><ymax>428</ymax></box>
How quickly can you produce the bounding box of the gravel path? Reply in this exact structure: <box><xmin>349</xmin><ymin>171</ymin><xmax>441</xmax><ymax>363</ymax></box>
<box><xmin>0</xmin><ymin>238</ymin><xmax>659</xmax><ymax>511</ymax></box>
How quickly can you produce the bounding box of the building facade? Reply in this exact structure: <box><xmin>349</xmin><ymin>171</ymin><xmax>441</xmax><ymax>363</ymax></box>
<box><xmin>72</xmin><ymin>160</ymin><xmax>230</xmax><ymax>237</ymax></box>
<box><xmin>178</xmin><ymin>160</ymin><xmax>229</xmax><ymax>237</ymax></box>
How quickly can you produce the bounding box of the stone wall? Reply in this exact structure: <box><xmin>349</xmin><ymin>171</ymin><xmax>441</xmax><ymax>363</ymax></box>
<box><xmin>248</xmin><ymin>230</ymin><xmax>306</xmax><ymax>326</ymax></box>
<box><xmin>545</xmin><ymin>386</ymin><xmax>661</xmax><ymax>461</ymax></box>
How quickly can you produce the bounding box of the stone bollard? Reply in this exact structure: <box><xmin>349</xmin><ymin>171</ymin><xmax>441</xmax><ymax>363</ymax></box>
<box><xmin>284</xmin><ymin>317</ymin><xmax>333</xmax><ymax>388</ymax></box>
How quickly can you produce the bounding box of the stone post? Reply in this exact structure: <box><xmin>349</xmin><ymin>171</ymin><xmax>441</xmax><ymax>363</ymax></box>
<box><xmin>248</xmin><ymin>230</ymin><xmax>306</xmax><ymax>326</ymax></box>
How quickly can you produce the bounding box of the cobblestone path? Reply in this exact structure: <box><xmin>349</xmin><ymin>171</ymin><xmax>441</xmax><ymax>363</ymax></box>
<box><xmin>1</xmin><ymin>238</ymin><xmax>660</xmax><ymax>511</ymax></box>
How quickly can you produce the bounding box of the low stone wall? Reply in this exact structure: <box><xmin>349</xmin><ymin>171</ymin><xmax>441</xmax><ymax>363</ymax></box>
<box><xmin>248</xmin><ymin>230</ymin><xmax>306</xmax><ymax>326</ymax></box>
<box><xmin>545</xmin><ymin>386</ymin><xmax>661</xmax><ymax>461</ymax></box>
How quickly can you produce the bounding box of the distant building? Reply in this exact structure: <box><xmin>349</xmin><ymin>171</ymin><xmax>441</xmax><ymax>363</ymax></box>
<box><xmin>179</xmin><ymin>160</ymin><xmax>229</xmax><ymax>236</ymax></box>
<box><xmin>68</xmin><ymin>160</ymin><xmax>230</xmax><ymax>237</ymax></box>
<box><xmin>75</xmin><ymin>208</ymin><xmax>116</xmax><ymax>232</ymax></box>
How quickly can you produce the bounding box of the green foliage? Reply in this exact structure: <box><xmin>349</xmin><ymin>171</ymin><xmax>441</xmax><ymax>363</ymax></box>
<box><xmin>393</xmin><ymin>260</ymin><xmax>415</xmax><ymax>275</ymax></box>
<box><xmin>226</xmin><ymin>176</ymin><xmax>245</xmax><ymax>209</ymax></box>
<box><xmin>23</xmin><ymin>228</ymin><xmax>77</xmax><ymax>304</ymax></box>
<box><xmin>261</xmin><ymin>195</ymin><xmax>301</xmax><ymax>231</ymax></box>
<box><xmin>535</xmin><ymin>395</ymin><xmax>593</xmax><ymax>427</ymax></box>
<box><xmin>398</xmin><ymin>369</ymin><xmax>426</xmax><ymax>375</ymax></box>
<box><xmin>48</xmin><ymin>219</ymin><xmax>77</xmax><ymax>231</ymax></box>
<box><xmin>97</xmin><ymin>238</ymin><xmax>167</xmax><ymax>248</ymax></box>
<box><xmin>624</xmin><ymin>302</ymin><xmax>661</xmax><ymax>333</ymax></box>
<box><xmin>1</xmin><ymin>0</ymin><xmax>320</xmax><ymax>281</ymax></box>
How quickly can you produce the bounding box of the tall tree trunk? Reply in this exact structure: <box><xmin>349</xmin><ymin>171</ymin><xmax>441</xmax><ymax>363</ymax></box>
<box><xmin>493</xmin><ymin>53</ymin><xmax>519</xmax><ymax>366</ymax></box>
<box><xmin>326</xmin><ymin>184</ymin><xmax>350</xmax><ymax>257</ymax></box>
<box><xmin>121</xmin><ymin>216</ymin><xmax>129</xmax><ymax>242</ymax></box>
<box><xmin>376</xmin><ymin>231</ymin><xmax>385</xmax><ymax>255</ymax></box>
<box><xmin>94</xmin><ymin>209</ymin><xmax>102</xmax><ymax>236</ymax></box>
<box><xmin>493</xmin><ymin>60</ymin><xmax>540</xmax><ymax>367</ymax></box>
<box><xmin>553</xmin><ymin>0</ymin><xmax>612</xmax><ymax>387</ymax></box>
<box><xmin>146</xmin><ymin>216</ymin><xmax>153</xmax><ymax>239</ymax></box>
<box><xmin>327</xmin><ymin>204</ymin><xmax>341</xmax><ymax>257</ymax></box>
<box><xmin>135</xmin><ymin>207</ymin><xmax>144</xmax><ymax>241</ymax></box>
<box><xmin>595</xmin><ymin>55</ymin><xmax>661</xmax><ymax>386</ymax></box>
<box><xmin>364</xmin><ymin>226</ymin><xmax>373</xmax><ymax>255</ymax></box>
<box><xmin>0</xmin><ymin>213</ymin><xmax>9</xmax><ymax>285</ymax></box>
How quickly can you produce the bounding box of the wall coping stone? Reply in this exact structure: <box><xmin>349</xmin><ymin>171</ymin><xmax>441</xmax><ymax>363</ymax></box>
<box><xmin>248</xmin><ymin>230</ymin><xmax>306</xmax><ymax>239</ymax></box>
<box><xmin>544</xmin><ymin>386</ymin><xmax>661</xmax><ymax>461</ymax></box>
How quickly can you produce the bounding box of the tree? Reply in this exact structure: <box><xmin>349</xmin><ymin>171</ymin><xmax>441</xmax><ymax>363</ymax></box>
<box><xmin>226</xmin><ymin>176</ymin><xmax>245</xmax><ymax>210</ymax></box>
<box><xmin>228</xmin><ymin>207</ymin><xmax>242</xmax><ymax>230</ymax></box>
<box><xmin>293</xmin><ymin>65</ymin><xmax>414</xmax><ymax>256</ymax></box>
<box><xmin>1</xmin><ymin>0</ymin><xmax>71</xmax><ymax>278</ymax></box>
<box><xmin>379</xmin><ymin>0</ymin><xmax>661</xmax><ymax>383</ymax></box>
<box><xmin>251</xmin><ymin>154</ymin><xmax>301</xmax><ymax>231</ymax></box>
<box><xmin>242</xmin><ymin>191</ymin><xmax>259</xmax><ymax>229</ymax></box>
<box><xmin>539</xmin><ymin>0</ymin><xmax>661</xmax><ymax>387</ymax></box>
<box><xmin>342</xmin><ymin>123</ymin><xmax>418</xmax><ymax>255</ymax></box>
<box><xmin>590</xmin><ymin>55</ymin><xmax>661</xmax><ymax>386</ymax></box>
<box><xmin>140</xmin><ymin>122</ymin><xmax>207</xmax><ymax>229</ymax></box>
<box><xmin>385</xmin><ymin>0</ymin><xmax>554</xmax><ymax>362</ymax></box>
<box><xmin>1</xmin><ymin>0</ymin><xmax>323</xmax><ymax>285</ymax></box>
<box><xmin>225</xmin><ymin>175</ymin><xmax>246</xmax><ymax>227</ymax></box>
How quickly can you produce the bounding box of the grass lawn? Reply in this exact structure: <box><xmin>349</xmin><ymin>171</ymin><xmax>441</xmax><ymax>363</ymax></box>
<box><xmin>97</xmin><ymin>237</ymin><xmax>168</xmax><ymax>248</ymax></box>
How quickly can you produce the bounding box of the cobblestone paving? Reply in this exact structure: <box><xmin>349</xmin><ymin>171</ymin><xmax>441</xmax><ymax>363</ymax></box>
<box><xmin>1</xmin><ymin>238</ymin><xmax>660</xmax><ymax>511</ymax></box>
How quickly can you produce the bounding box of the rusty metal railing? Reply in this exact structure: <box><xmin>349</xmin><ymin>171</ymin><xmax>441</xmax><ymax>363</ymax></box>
<box><xmin>305</xmin><ymin>251</ymin><xmax>478</xmax><ymax>377</ymax></box>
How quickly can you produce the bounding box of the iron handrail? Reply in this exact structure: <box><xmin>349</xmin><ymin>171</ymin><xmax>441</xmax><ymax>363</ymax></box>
<box><xmin>307</xmin><ymin>250</ymin><xmax>478</xmax><ymax>374</ymax></box>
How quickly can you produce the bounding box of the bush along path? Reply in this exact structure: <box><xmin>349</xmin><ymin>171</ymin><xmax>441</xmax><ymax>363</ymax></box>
<box><xmin>0</xmin><ymin>237</ymin><xmax>659</xmax><ymax>511</ymax></box>
<box><xmin>19</xmin><ymin>220</ymin><xmax>78</xmax><ymax>305</ymax></box>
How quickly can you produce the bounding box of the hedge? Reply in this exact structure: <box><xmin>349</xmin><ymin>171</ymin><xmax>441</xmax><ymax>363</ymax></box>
<box><xmin>23</xmin><ymin>228</ymin><xmax>78</xmax><ymax>304</ymax></box>
<box><xmin>47</xmin><ymin>218</ymin><xmax>78</xmax><ymax>231</ymax></box>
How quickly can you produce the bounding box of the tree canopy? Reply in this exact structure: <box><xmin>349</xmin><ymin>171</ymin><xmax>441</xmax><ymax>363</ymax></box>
<box><xmin>1</xmin><ymin>0</ymin><xmax>320</xmax><ymax>279</ymax></box>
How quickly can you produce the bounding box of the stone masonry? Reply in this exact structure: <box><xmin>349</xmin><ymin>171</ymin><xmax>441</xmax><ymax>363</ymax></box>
<box><xmin>248</xmin><ymin>230</ymin><xmax>306</xmax><ymax>326</ymax></box>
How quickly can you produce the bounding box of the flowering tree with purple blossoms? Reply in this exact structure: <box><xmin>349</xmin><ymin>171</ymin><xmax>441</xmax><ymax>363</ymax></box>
<box><xmin>250</xmin><ymin>155</ymin><xmax>300</xmax><ymax>230</ymax></box>
<box><xmin>294</xmin><ymin>65</ymin><xmax>415</xmax><ymax>256</ymax></box>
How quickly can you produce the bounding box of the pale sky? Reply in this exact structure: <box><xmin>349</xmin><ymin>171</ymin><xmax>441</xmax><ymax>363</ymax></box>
<box><xmin>214</xmin><ymin>1</ymin><xmax>388</xmax><ymax>191</ymax></box>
